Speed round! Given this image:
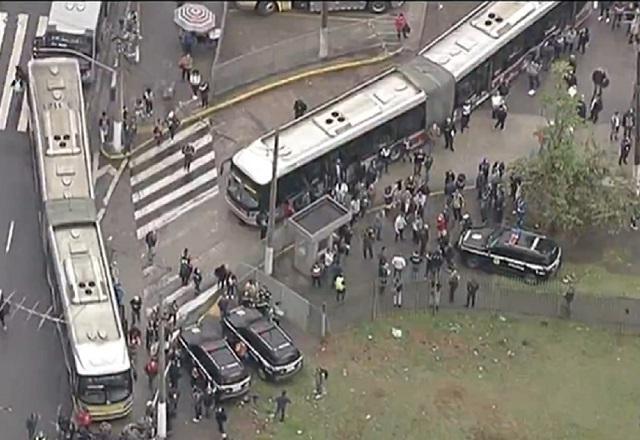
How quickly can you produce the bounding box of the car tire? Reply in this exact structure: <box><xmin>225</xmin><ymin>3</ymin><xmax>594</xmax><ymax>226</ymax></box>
<box><xmin>465</xmin><ymin>256</ymin><xmax>481</xmax><ymax>269</ymax></box>
<box><xmin>257</xmin><ymin>1</ymin><xmax>278</xmax><ymax>16</ymax></box>
<box><xmin>367</xmin><ymin>1</ymin><xmax>389</xmax><ymax>14</ymax></box>
<box><xmin>389</xmin><ymin>144</ymin><xmax>404</xmax><ymax>161</ymax></box>
<box><xmin>257</xmin><ymin>366</ymin><xmax>268</xmax><ymax>380</ymax></box>
<box><xmin>523</xmin><ymin>273</ymin><xmax>539</xmax><ymax>285</ymax></box>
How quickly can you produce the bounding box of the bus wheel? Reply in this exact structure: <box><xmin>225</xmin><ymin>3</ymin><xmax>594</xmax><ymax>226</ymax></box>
<box><xmin>389</xmin><ymin>144</ymin><xmax>404</xmax><ymax>162</ymax></box>
<box><xmin>367</xmin><ymin>1</ymin><xmax>389</xmax><ymax>14</ymax></box>
<box><xmin>257</xmin><ymin>1</ymin><xmax>278</xmax><ymax>16</ymax></box>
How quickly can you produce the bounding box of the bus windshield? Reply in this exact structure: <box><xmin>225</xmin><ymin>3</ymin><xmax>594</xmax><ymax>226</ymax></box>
<box><xmin>227</xmin><ymin>165</ymin><xmax>262</xmax><ymax>210</ymax></box>
<box><xmin>44</xmin><ymin>32</ymin><xmax>93</xmax><ymax>58</ymax></box>
<box><xmin>78</xmin><ymin>371</ymin><xmax>132</xmax><ymax>405</ymax></box>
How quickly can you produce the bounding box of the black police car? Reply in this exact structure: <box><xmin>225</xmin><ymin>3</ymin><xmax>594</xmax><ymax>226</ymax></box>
<box><xmin>222</xmin><ymin>306</ymin><xmax>303</xmax><ymax>381</ymax></box>
<box><xmin>179</xmin><ymin>316</ymin><xmax>251</xmax><ymax>400</ymax></box>
<box><xmin>458</xmin><ymin>226</ymin><xmax>562</xmax><ymax>283</ymax></box>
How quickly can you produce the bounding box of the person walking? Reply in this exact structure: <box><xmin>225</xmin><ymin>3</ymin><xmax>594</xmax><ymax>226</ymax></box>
<box><xmin>459</xmin><ymin>100</ymin><xmax>471</xmax><ymax>133</ymax></box>
<box><xmin>203</xmin><ymin>383</ymin><xmax>215</xmax><ymax>418</ymax></box>
<box><xmin>623</xmin><ymin>108</ymin><xmax>635</xmax><ymax>138</ymax></box>
<box><xmin>610</xmin><ymin>110</ymin><xmax>621</xmax><ymax>141</ymax></box>
<box><xmin>193</xmin><ymin>267</ymin><xmax>203</xmax><ymax>294</ymax></box>
<box><xmin>166</xmin><ymin>111</ymin><xmax>180</xmax><ymax>140</ymax></box>
<box><xmin>314</xmin><ymin>367</ymin><xmax>328</xmax><ymax>399</ymax></box>
<box><xmin>448</xmin><ymin>269</ymin><xmax>460</xmax><ymax>304</ymax></box>
<box><xmin>393</xmin><ymin>277</ymin><xmax>403</xmax><ymax>308</ymax></box>
<box><xmin>293</xmin><ymin>99</ymin><xmax>308</xmax><ymax>119</ymax></box>
<box><xmin>362</xmin><ymin>226</ymin><xmax>375</xmax><ymax>259</ymax></box>
<box><xmin>311</xmin><ymin>261</ymin><xmax>322</xmax><ymax>287</ymax></box>
<box><xmin>192</xmin><ymin>386</ymin><xmax>204</xmax><ymax>423</ymax></box>
<box><xmin>577</xmin><ymin>27</ymin><xmax>590</xmax><ymax>54</ymax></box>
<box><xmin>199</xmin><ymin>81</ymin><xmax>210</xmax><ymax>108</ymax></box>
<box><xmin>130</xmin><ymin>295</ymin><xmax>142</xmax><ymax>325</ymax></box>
<box><xmin>494</xmin><ymin>104</ymin><xmax>507</xmax><ymax>130</ymax></box>
<box><xmin>391</xmin><ymin>253</ymin><xmax>406</xmax><ymax>280</ymax></box>
<box><xmin>525</xmin><ymin>57</ymin><xmax>541</xmax><ymax>96</ymax></box>
<box><xmin>410</xmin><ymin>251</ymin><xmax>422</xmax><ymax>280</ymax></box>
<box><xmin>144</xmin><ymin>357</ymin><xmax>159</xmax><ymax>391</ymax></box>
<box><xmin>443</xmin><ymin>117</ymin><xmax>455</xmax><ymax>151</ymax></box>
<box><xmin>178</xmin><ymin>53</ymin><xmax>193</xmax><ymax>81</ymax></box>
<box><xmin>98</xmin><ymin>111</ymin><xmax>110</xmax><ymax>146</ymax></box>
<box><xmin>215</xmin><ymin>406</ymin><xmax>228</xmax><ymax>438</ymax></box>
<box><xmin>26</xmin><ymin>412</ymin><xmax>40</xmax><ymax>440</ymax></box>
<box><xmin>394</xmin><ymin>212</ymin><xmax>407</xmax><ymax>241</ymax></box>
<box><xmin>0</xmin><ymin>291</ymin><xmax>9</xmax><ymax>331</ymax></box>
<box><xmin>619</xmin><ymin>136</ymin><xmax>631</xmax><ymax>165</ymax></box>
<box><xmin>145</xmin><ymin>230</ymin><xmax>157</xmax><ymax>264</ymax></box>
<box><xmin>466</xmin><ymin>279</ymin><xmax>479</xmax><ymax>308</ymax></box>
<box><xmin>394</xmin><ymin>12</ymin><xmax>410</xmax><ymax>40</ymax></box>
<box><xmin>589</xmin><ymin>93</ymin><xmax>603</xmax><ymax>124</ymax></box>
<box><xmin>334</xmin><ymin>273</ymin><xmax>346</xmax><ymax>303</ymax></box>
<box><xmin>189</xmin><ymin>69</ymin><xmax>201</xmax><ymax>99</ymax></box>
<box><xmin>182</xmin><ymin>142</ymin><xmax>196</xmax><ymax>172</ymax></box>
<box><xmin>143</xmin><ymin>87</ymin><xmax>154</xmax><ymax>116</ymax></box>
<box><xmin>275</xmin><ymin>390</ymin><xmax>291</xmax><ymax>422</ymax></box>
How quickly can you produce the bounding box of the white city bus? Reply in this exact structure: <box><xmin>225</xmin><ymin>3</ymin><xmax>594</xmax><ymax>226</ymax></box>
<box><xmin>33</xmin><ymin>1</ymin><xmax>108</xmax><ymax>84</ymax></box>
<box><xmin>226</xmin><ymin>1</ymin><xmax>590</xmax><ymax>225</ymax></box>
<box><xmin>28</xmin><ymin>57</ymin><xmax>133</xmax><ymax>420</ymax></box>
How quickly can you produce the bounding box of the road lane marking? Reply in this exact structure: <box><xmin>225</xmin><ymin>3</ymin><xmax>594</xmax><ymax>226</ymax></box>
<box><xmin>0</xmin><ymin>14</ymin><xmax>28</xmax><ymax>130</ymax></box>
<box><xmin>5</xmin><ymin>221</ymin><xmax>15</xmax><ymax>254</ymax></box>
<box><xmin>35</xmin><ymin>15</ymin><xmax>48</xmax><ymax>39</ymax></box>
<box><xmin>98</xmin><ymin>160</ymin><xmax>128</xmax><ymax>222</ymax></box>
<box><xmin>136</xmin><ymin>186</ymin><xmax>219</xmax><ymax>239</ymax></box>
<box><xmin>133</xmin><ymin>168</ymin><xmax>218</xmax><ymax>220</ymax></box>
<box><xmin>95</xmin><ymin>164</ymin><xmax>117</xmax><ymax>180</ymax></box>
<box><xmin>17</xmin><ymin>92</ymin><xmax>28</xmax><ymax>132</ymax></box>
<box><xmin>131</xmin><ymin>134</ymin><xmax>213</xmax><ymax>186</ymax></box>
<box><xmin>0</xmin><ymin>12</ymin><xmax>8</xmax><ymax>53</ymax></box>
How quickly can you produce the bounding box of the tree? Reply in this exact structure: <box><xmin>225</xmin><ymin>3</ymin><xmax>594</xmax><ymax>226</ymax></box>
<box><xmin>510</xmin><ymin>61</ymin><xmax>640</xmax><ymax>236</ymax></box>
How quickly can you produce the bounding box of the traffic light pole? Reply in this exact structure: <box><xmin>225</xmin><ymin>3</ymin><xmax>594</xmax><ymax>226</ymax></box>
<box><xmin>264</xmin><ymin>130</ymin><xmax>280</xmax><ymax>275</ymax></box>
<box><xmin>319</xmin><ymin>1</ymin><xmax>329</xmax><ymax>59</ymax></box>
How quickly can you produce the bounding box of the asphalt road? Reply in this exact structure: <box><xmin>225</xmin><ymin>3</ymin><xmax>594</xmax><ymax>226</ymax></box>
<box><xmin>0</xmin><ymin>3</ymin><xmax>70</xmax><ymax>438</ymax></box>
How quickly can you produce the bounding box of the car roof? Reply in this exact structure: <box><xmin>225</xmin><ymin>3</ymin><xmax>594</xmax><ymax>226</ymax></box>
<box><xmin>494</xmin><ymin>228</ymin><xmax>545</xmax><ymax>254</ymax></box>
<box><xmin>181</xmin><ymin>315</ymin><xmax>224</xmax><ymax>346</ymax></box>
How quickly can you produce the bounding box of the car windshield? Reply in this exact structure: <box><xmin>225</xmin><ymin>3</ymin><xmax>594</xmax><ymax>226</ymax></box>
<box><xmin>227</xmin><ymin>169</ymin><xmax>260</xmax><ymax>209</ymax></box>
<box><xmin>78</xmin><ymin>371</ymin><xmax>132</xmax><ymax>405</ymax></box>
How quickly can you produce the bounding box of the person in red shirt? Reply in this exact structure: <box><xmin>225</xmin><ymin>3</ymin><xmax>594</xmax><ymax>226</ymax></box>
<box><xmin>145</xmin><ymin>357</ymin><xmax>159</xmax><ymax>391</ymax></box>
<box><xmin>436</xmin><ymin>213</ymin><xmax>447</xmax><ymax>235</ymax></box>
<box><xmin>394</xmin><ymin>13</ymin><xmax>410</xmax><ymax>40</ymax></box>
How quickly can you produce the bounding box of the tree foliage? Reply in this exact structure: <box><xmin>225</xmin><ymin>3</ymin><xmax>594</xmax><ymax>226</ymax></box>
<box><xmin>510</xmin><ymin>61</ymin><xmax>640</xmax><ymax>236</ymax></box>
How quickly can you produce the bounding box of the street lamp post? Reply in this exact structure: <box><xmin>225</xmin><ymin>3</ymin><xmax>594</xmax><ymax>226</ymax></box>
<box><xmin>264</xmin><ymin>129</ymin><xmax>280</xmax><ymax>275</ymax></box>
<box><xmin>318</xmin><ymin>1</ymin><xmax>329</xmax><ymax>59</ymax></box>
<box><xmin>634</xmin><ymin>47</ymin><xmax>640</xmax><ymax>195</ymax></box>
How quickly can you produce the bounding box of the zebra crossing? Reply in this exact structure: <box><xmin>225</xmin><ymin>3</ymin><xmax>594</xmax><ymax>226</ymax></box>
<box><xmin>129</xmin><ymin>120</ymin><xmax>220</xmax><ymax>240</ymax></box>
<box><xmin>0</xmin><ymin>11</ymin><xmax>49</xmax><ymax>133</ymax></box>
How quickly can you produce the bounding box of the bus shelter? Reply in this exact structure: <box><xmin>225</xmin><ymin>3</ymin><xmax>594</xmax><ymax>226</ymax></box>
<box><xmin>288</xmin><ymin>196</ymin><xmax>351</xmax><ymax>275</ymax></box>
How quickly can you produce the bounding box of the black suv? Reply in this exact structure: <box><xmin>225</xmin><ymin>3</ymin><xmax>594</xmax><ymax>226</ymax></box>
<box><xmin>180</xmin><ymin>316</ymin><xmax>251</xmax><ymax>400</ymax></box>
<box><xmin>222</xmin><ymin>306</ymin><xmax>303</xmax><ymax>381</ymax></box>
<box><xmin>458</xmin><ymin>227</ymin><xmax>562</xmax><ymax>283</ymax></box>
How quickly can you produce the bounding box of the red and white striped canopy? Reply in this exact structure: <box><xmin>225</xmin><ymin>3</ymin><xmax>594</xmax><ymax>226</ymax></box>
<box><xmin>174</xmin><ymin>3</ymin><xmax>216</xmax><ymax>34</ymax></box>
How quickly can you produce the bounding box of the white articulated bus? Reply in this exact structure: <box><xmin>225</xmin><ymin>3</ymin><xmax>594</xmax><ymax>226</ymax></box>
<box><xmin>226</xmin><ymin>1</ymin><xmax>590</xmax><ymax>224</ymax></box>
<box><xmin>28</xmin><ymin>57</ymin><xmax>133</xmax><ymax>420</ymax></box>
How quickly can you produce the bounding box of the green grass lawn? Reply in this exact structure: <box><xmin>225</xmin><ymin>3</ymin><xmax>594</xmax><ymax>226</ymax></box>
<box><xmin>230</xmin><ymin>312</ymin><xmax>640</xmax><ymax>440</ymax></box>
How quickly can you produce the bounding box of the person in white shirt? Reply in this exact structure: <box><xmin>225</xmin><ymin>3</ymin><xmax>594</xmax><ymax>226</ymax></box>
<box><xmin>491</xmin><ymin>92</ymin><xmax>504</xmax><ymax>119</ymax></box>
<box><xmin>350</xmin><ymin>197</ymin><xmax>361</xmax><ymax>223</ymax></box>
<box><xmin>391</xmin><ymin>254</ymin><xmax>406</xmax><ymax>280</ymax></box>
<box><xmin>394</xmin><ymin>213</ymin><xmax>407</xmax><ymax>242</ymax></box>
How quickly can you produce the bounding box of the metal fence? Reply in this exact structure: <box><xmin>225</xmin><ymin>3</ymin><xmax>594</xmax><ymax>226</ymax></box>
<box><xmin>369</xmin><ymin>272</ymin><xmax>640</xmax><ymax>333</ymax></box>
<box><xmin>211</xmin><ymin>17</ymin><xmax>397</xmax><ymax>96</ymax></box>
<box><xmin>235</xmin><ymin>263</ymin><xmax>327</xmax><ymax>338</ymax></box>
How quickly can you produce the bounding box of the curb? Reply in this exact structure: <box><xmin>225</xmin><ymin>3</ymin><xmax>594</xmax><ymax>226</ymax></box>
<box><xmin>99</xmin><ymin>50</ymin><xmax>398</xmax><ymax>162</ymax></box>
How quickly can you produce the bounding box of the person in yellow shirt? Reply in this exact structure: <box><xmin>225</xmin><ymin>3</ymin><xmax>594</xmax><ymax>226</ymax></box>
<box><xmin>334</xmin><ymin>274</ymin><xmax>346</xmax><ymax>303</ymax></box>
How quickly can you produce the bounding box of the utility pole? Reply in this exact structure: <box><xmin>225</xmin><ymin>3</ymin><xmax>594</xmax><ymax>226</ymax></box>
<box><xmin>112</xmin><ymin>44</ymin><xmax>124</xmax><ymax>153</ymax></box>
<box><xmin>318</xmin><ymin>1</ymin><xmax>329</xmax><ymax>59</ymax></box>
<box><xmin>264</xmin><ymin>129</ymin><xmax>280</xmax><ymax>275</ymax></box>
<box><xmin>156</xmin><ymin>296</ymin><xmax>167</xmax><ymax>439</ymax></box>
<box><xmin>635</xmin><ymin>47</ymin><xmax>640</xmax><ymax>196</ymax></box>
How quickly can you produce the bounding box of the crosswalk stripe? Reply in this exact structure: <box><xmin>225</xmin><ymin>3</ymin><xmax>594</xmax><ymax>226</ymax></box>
<box><xmin>132</xmin><ymin>149</ymin><xmax>216</xmax><ymax>204</ymax></box>
<box><xmin>131</xmin><ymin>133</ymin><xmax>213</xmax><ymax>186</ymax></box>
<box><xmin>130</xmin><ymin>120</ymin><xmax>209</xmax><ymax>168</ymax></box>
<box><xmin>17</xmin><ymin>92</ymin><xmax>28</xmax><ymax>132</ymax></box>
<box><xmin>0</xmin><ymin>13</ymin><xmax>28</xmax><ymax>130</ymax></box>
<box><xmin>133</xmin><ymin>168</ymin><xmax>218</xmax><ymax>220</ymax></box>
<box><xmin>136</xmin><ymin>186</ymin><xmax>220</xmax><ymax>240</ymax></box>
<box><xmin>35</xmin><ymin>15</ymin><xmax>47</xmax><ymax>39</ymax></box>
<box><xmin>0</xmin><ymin>12</ymin><xmax>8</xmax><ymax>54</ymax></box>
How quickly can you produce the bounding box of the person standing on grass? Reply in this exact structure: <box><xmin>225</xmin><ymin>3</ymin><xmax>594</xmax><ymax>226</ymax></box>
<box><xmin>448</xmin><ymin>269</ymin><xmax>460</xmax><ymax>304</ymax></box>
<box><xmin>393</xmin><ymin>277</ymin><xmax>403</xmax><ymax>308</ymax></box>
<box><xmin>275</xmin><ymin>390</ymin><xmax>292</xmax><ymax>422</ymax></box>
<box><xmin>215</xmin><ymin>406</ymin><xmax>228</xmax><ymax>438</ymax></box>
<box><xmin>335</xmin><ymin>273</ymin><xmax>346</xmax><ymax>303</ymax></box>
<box><xmin>466</xmin><ymin>279</ymin><xmax>479</xmax><ymax>308</ymax></box>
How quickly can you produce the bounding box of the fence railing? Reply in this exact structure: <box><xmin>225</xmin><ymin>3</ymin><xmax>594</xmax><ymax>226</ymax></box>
<box><xmin>236</xmin><ymin>263</ymin><xmax>327</xmax><ymax>339</ymax></box>
<box><xmin>369</xmin><ymin>272</ymin><xmax>640</xmax><ymax>333</ymax></box>
<box><xmin>211</xmin><ymin>17</ymin><xmax>397</xmax><ymax>96</ymax></box>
